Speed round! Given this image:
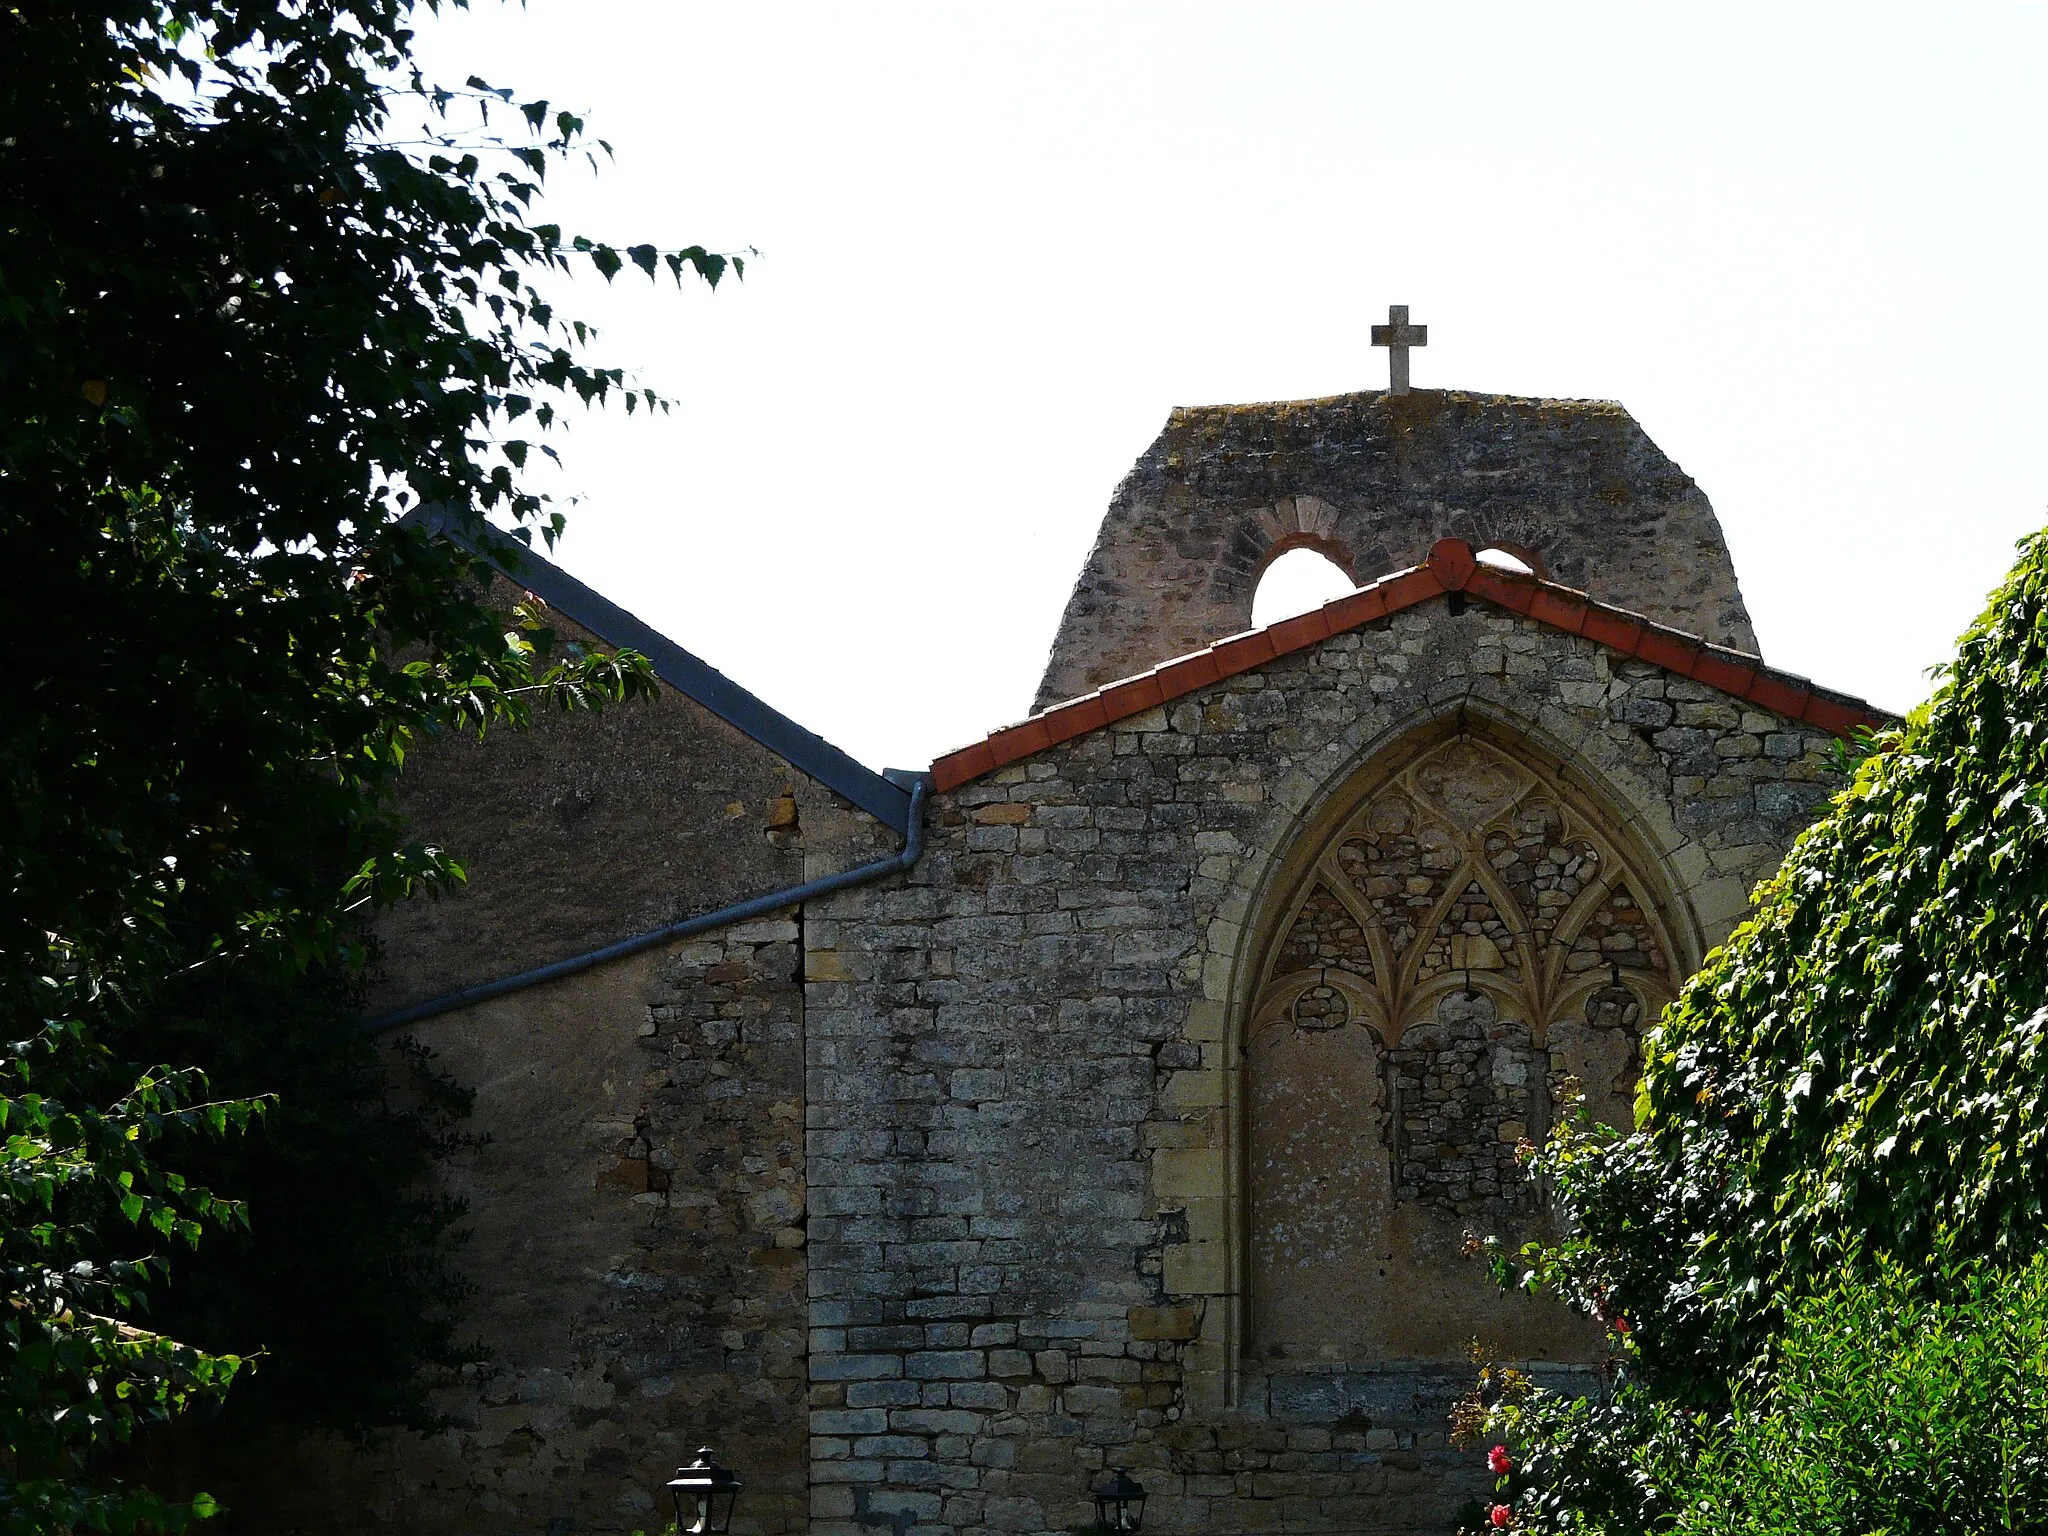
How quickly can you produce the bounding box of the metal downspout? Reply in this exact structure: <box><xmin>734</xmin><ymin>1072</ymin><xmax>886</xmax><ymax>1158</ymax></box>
<box><xmin>363</xmin><ymin>776</ymin><xmax>929</xmax><ymax>1034</ymax></box>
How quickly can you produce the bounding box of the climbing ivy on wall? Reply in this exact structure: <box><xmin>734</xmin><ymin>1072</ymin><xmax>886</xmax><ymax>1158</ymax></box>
<box><xmin>1473</xmin><ymin>527</ymin><xmax>2048</xmax><ymax>1530</ymax></box>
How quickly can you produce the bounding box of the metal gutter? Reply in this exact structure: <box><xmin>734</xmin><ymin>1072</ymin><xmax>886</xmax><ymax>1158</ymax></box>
<box><xmin>364</xmin><ymin>776</ymin><xmax>928</xmax><ymax>1034</ymax></box>
<box><xmin>406</xmin><ymin>507</ymin><xmax>913</xmax><ymax>835</ymax></box>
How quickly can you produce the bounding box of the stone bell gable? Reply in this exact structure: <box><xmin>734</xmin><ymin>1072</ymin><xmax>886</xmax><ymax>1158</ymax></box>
<box><xmin>806</xmin><ymin>541</ymin><xmax>1884</xmax><ymax>1536</ymax></box>
<box><xmin>1036</xmin><ymin>391</ymin><xmax>1759</xmax><ymax>711</ymax></box>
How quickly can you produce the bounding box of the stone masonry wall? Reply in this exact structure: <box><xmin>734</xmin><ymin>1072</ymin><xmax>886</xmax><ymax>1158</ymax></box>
<box><xmin>810</xmin><ymin>595</ymin><xmax>1842</xmax><ymax>1536</ymax></box>
<box><xmin>369</xmin><ymin>583</ymin><xmax>813</xmax><ymax>1012</ymax></box>
<box><xmin>1036</xmin><ymin>391</ymin><xmax>1759</xmax><ymax>709</ymax></box>
<box><xmin>201</xmin><ymin>683</ymin><xmax>893</xmax><ymax>1535</ymax></box>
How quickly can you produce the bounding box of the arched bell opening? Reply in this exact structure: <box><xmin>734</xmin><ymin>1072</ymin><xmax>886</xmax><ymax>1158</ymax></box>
<box><xmin>1473</xmin><ymin>541</ymin><xmax>1549</xmax><ymax>579</ymax></box>
<box><xmin>1250</xmin><ymin>544</ymin><xmax>1359</xmax><ymax>630</ymax></box>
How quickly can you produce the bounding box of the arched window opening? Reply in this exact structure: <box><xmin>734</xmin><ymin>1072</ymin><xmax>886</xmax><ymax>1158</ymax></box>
<box><xmin>1251</xmin><ymin>546</ymin><xmax>1355</xmax><ymax>630</ymax></box>
<box><xmin>1476</xmin><ymin>545</ymin><xmax>1540</xmax><ymax>578</ymax></box>
<box><xmin>1242</xmin><ymin>729</ymin><xmax>1685</xmax><ymax>1366</ymax></box>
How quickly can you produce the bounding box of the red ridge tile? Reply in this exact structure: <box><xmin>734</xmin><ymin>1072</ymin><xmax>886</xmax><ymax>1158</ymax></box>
<box><xmin>932</xmin><ymin>740</ymin><xmax>996</xmax><ymax>792</ymax></box>
<box><xmin>1526</xmin><ymin>585</ymin><xmax>1587</xmax><ymax>633</ymax></box>
<box><xmin>1008</xmin><ymin>717</ymin><xmax>1054</xmax><ymax>758</ymax></box>
<box><xmin>1635</xmin><ymin>628</ymin><xmax>1701</xmax><ymax>677</ymax></box>
<box><xmin>930</xmin><ymin>560</ymin><xmax>1890</xmax><ymax>788</ymax></box>
<box><xmin>1745</xmin><ymin>672</ymin><xmax>1812</xmax><ymax>721</ymax></box>
<box><xmin>1174</xmin><ymin>650</ymin><xmax>1223</xmax><ymax>692</ymax></box>
<box><xmin>1097</xmin><ymin>672</ymin><xmax>1166</xmax><ymax>721</ymax></box>
<box><xmin>1580</xmin><ymin>605</ymin><xmax>1645</xmax><ymax>653</ymax></box>
<box><xmin>1222</xmin><ymin>628</ymin><xmax>1281</xmax><ymax>674</ymax></box>
<box><xmin>1062</xmin><ymin>694</ymin><xmax>1111</xmax><ymax>738</ymax></box>
<box><xmin>1693</xmin><ymin>649</ymin><xmax>1760</xmax><ymax>696</ymax></box>
<box><xmin>1326</xmin><ymin>584</ymin><xmax>1391</xmax><ymax>628</ymax></box>
<box><xmin>1379</xmin><ymin>566</ymin><xmax>1447</xmax><ymax>615</ymax></box>
<box><xmin>1267</xmin><ymin>605</ymin><xmax>1339</xmax><ymax>653</ymax></box>
<box><xmin>1426</xmin><ymin>537</ymin><xmax>1478</xmax><ymax>591</ymax></box>
<box><xmin>1801</xmin><ymin>694</ymin><xmax>1867</xmax><ymax>736</ymax></box>
<box><xmin>1468</xmin><ymin>567</ymin><xmax>1535</xmax><ymax>615</ymax></box>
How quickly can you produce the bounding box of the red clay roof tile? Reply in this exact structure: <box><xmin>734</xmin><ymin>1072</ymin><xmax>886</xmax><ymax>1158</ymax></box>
<box><xmin>1745</xmin><ymin>672</ymin><xmax>1812</xmax><ymax>722</ymax></box>
<box><xmin>1097</xmin><ymin>671</ymin><xmax>1167</xmax><ymax>722</ymax></box>
<box><xmin>1425</xmin><ymin>536</ymin><xmax>1477</xmax><ymax>591</ymax></box>
<box><xmin>1636</xmin><ymin>627</ymin><xmax>1702</xmax><ymax>678</ymax></box>
<box><xmin>1800</xmin><ymin>693</ymin><xmax>1870</xmax><ymax>737</ymax></box>
<box><xmin>929</xmin><ymin>539</ymin><xmax>1891</xmax><ymax>789</ymax></box>
<box><xmin>1694</xmin><ymin>649</ymin><xmax>1760</xmax><ymax>696</ymax></box>
<box><xmin>1580</xmin><ymin>605</ymin><xmax>1645</xmax><ymax>653</ymax></box>
<box><xmin>1526</xmin><ymin>584</ymin><xmax>1588</xmax><ymax>634</ymax></box>
<box><xmin>1326</xmin><ymin>584</ymin><xmax>1390</xmax><ymax>628</ymax></box>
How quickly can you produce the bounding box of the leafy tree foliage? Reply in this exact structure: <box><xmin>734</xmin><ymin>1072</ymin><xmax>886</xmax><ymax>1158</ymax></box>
<box><xmin>2</xmin><ymin>0</ymin><xmax>723</xmax><ymax>1524</ymax></box>
<box><xmin>1476</xmin><ymin>1256</ymin><xmax>2048</xmax><ymax>1535</ymax></box>
<box><xmin>1</xmin><ymin>1030</ymin><xmax>257</xmax><ymax>1536</ymax></box>
<box><xmin>138</xmin><ymin>965</ymin><xmax>483</xmax><ymax>1438</ymax></box>
<box><xmin>1471</xmin><ymin>529</ymin><xmax>2048</xmax><ymax>1531</ymax></box>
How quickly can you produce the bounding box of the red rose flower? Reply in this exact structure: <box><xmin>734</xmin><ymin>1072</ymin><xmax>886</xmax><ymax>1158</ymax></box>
<box><xmin>1488</xmin><ymin>1445</ymin><xmax>1512</xmax><ymax>1476</ymax></box>
<box><xmin>1614</xmin><ymin>1316</ymin><xmax>1633</xmax><ymax>1336</ymax></box>
<box><xmin>1490</xmin><ymin>1504</ymin><xmax>1513</xmax><ymax>1529</ymax></box>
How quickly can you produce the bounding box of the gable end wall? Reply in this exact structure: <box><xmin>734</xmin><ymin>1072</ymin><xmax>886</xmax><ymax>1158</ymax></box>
<box><xmin>808</xmin><ymin>596</ymin><xmax>1841</xmax><ymax>1536</ymax></box>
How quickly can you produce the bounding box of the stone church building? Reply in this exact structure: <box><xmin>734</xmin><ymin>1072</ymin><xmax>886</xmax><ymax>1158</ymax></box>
<box><xmin>226</xmin><ymin>385</ymin><xmax>1885</xmax><ymax>1535</ymax></box>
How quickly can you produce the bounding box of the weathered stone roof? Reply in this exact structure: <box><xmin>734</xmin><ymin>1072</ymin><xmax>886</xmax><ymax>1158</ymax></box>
<box><xmin>1037</xmin><ymin>389</ymin><xmax>1760</xmax><ymax>709</ymax></box>
<box><xmin>934</xmin><ymin>538</ymin><xmax>1889</xmax><ymax>791</ymax></box>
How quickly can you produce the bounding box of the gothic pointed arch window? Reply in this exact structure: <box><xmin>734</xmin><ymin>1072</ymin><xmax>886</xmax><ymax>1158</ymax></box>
<box><xmin>1243</xmin><ymin>729</ymin><xmax>1687</xmax><ymax>1364</ymax></box>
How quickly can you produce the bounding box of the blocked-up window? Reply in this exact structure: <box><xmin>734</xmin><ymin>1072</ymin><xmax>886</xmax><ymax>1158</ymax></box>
<box><xmin>1244</xmin><ymin>730</ymin><xmax>1685</xmax><ymax>1364</ymax></box>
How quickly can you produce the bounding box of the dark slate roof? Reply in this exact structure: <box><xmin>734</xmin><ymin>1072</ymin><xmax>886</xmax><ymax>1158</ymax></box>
<box><xmin>410</xmin><ymin>510</ymin><xmax>913</xmax><ymax>834</ymax></box>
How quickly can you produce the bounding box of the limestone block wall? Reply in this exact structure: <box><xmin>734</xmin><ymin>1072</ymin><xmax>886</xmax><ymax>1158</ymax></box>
<box><xmin>207</xmin><ymin>925</ymin><xmax>813</xmax><ymax>1535</ymax></box>
<box><xmin>368</xmin><ymin>588</ymin><xmax>813</xmax><ymax>1012</ymax></box>
<box><xmin>1036</xmin><ymin>391</ymin><xmax>1759</xmax><ymax>710</ymax></box>
<box><xmin>199</xmin><ymin>670</ymin><xmax>895</xmax><ymax>1534</ymax></box>
<box><xmin>810</xmin><ymin>598</ymin><xmax>1842</xmax><ymax>1536</ymax></box>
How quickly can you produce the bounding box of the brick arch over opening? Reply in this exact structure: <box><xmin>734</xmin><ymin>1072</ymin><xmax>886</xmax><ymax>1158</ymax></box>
<box><xmin>1035</xmin><ymin>390</ymin><xmax>1758</xmax><ymax>710</ymax></box>
<box><xmin>1224</xmin><ymin>710</ymin><xmax>1697</xmax><ymax>1384</ymax></box>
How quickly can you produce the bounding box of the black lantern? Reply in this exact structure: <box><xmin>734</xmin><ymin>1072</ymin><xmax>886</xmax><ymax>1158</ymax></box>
<box><xmin>1091</xmin><ymin>1467</ymin><xmax>1146</xmax><ymax>1533</ymax></box>
<box><xmin>667</xmin><ymin>1447</ymin><xmax>742</xmax><ymax>1536</ymax></box>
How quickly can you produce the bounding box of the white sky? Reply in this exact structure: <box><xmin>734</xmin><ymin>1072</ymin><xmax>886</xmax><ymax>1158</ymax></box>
<box><xmin>409</xmin><ymin>2</ymin><xmax>2048</xmax><ymax>774</ymax></box>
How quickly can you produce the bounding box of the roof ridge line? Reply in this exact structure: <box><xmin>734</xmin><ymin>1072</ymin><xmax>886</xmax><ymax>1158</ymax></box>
<box><xmin>408</xmin><ymin>511</ymin><xmax>913</xmax><ymax>834</ymax></box>
<box><xmin>931</xmin><ymin>539</ymin><xmax>1891</xmax><ymax>793</ymax></box>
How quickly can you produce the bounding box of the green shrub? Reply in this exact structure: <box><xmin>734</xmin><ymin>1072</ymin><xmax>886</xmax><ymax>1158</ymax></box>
<box><xmin>1476</xmin><ymin>1256</ymin><xmax>2048</xmax><ymax>1535</ymax></box>
<box><xmin>1670</xmin><ymin>1255</ymin><xmax>2048</xmax><ymax>1535</ymax></box>
<box><xmin>1559</xmin><ymin>528</ymin><xmax>2048</xmax><ymax>1380</ymax></box>
<box><xmin>1473</xmin><ymin>528</ymin><xmax>2048</xmax><ymax>1530</ymax></box>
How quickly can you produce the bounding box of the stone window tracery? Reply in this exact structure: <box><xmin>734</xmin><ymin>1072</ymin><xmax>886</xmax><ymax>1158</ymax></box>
<box><xmin>1249</xmin><ymin>736</ymin><xmax>1681</xmax><ymax>1221</ymax></box>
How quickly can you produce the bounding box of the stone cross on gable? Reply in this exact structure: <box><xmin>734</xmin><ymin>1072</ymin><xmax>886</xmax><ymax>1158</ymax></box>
<box><xmin>1371</xmin><ymin>304</ymin><xmax>1427</xmax><ymax>395</ymax></box>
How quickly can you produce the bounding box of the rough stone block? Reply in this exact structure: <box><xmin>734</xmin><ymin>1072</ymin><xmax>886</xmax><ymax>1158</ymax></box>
<box><xmin>811</xmin><ymin>1409</ymin><xmax>890</xmax><ymax>1435</ymax></box>
<box><xmin>1060</xmin><ymin>1384</ymin><xmax>1124</xmax><ymax>1415</ymax></box>
<box><xmin>809</xmin><ymin>1354</ymin><xmax>905</xmax><ymax>1382</ymax></box>
<box><xmin>905</xmin><ymin>1350</ymin><xmax>985</xmax><ymax>1380</ymax></box>
<box><xmin>889</xmin><ymin>1408</ymin><xmax>982</xmax><ymax>1435</ymax></box>
<box><xmin>846</xmin><ymin>1381</ymin><xmax>922</xmax><ymax>1408</ymax></box>
<box><xmin>1150</xmin><ymin>1146</ymin><xmax>1227</xmax><ymax>1197</ymax></box>
<box><xmin>1164</xmin><ymin>1239</ymin><xmax>1227</xmax><ymax>1294</ymax></box>
<box><xmin>1128</xmin><ymin>1304</ymin><xmax>1201</xmax><ymax>1341</ymax></box>
<box><xmin>987</xmin><ymin>1349</ymin><xmax>1033</xmax><ymax>1378</ymax></box>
